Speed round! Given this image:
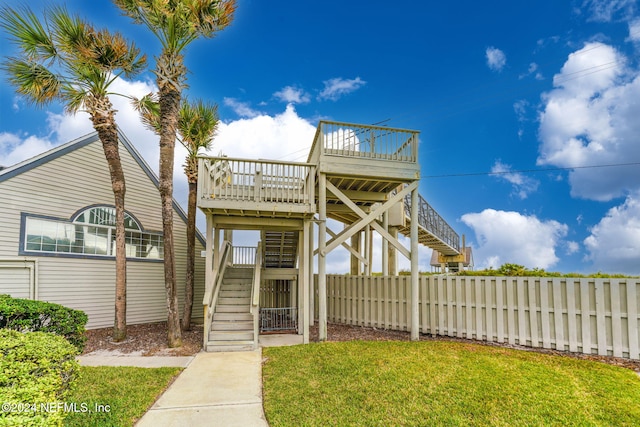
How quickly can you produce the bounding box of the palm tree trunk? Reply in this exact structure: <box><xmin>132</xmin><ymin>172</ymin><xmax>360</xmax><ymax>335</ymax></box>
<box><xmin>159</xmin><ymin>81</ymin><xmax>183</xmax><ymax>348</ymax></box>
<box><xmin>90</xmin><ymin>102</ymin><xmax>127</xmax><ymax>342</ymax></box>
<box><xmin>182</xmin><ymin>180</ymin><xmax>197</xmax><ymax>331</ymax></box>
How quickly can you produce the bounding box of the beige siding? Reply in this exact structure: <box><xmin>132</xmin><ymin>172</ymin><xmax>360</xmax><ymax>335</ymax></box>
<box><xmin>0</xmin><ymin>260</ymin><xmax>35</xmax><ymax>299</ymax></box>
<box><xmin>0</xmin><ymin>135</ymin><xmax>205</xmax><ymax>329</ymax></box>
<box><xmin>320</xmin><ymin>275</ymin><xmax>640</xmax><ymax>360</ymax></box>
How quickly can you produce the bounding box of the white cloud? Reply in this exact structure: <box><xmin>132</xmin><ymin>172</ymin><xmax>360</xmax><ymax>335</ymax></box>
<box><xmin>519</xmin><ymin>62</ymin><xmax>543</xmax><ymax>80</ymax></box>
<box><xmin>566</xmin><ymin>241</ymin><xmax>580</xmax><ymax>255</ymax></box>
<box><xmin>485</xmin><ymin>47</ymin><xmax>506</xmax><ymax>72</ymax></box>
<box><xmin>628</xmin><ymin>17</ymin><xmax>640</xmax><ymax>42</ymax></box>
<box><xmin>273</xmin><ymin>85</ymin><xmax>310</xmax><ymax>104</ymax></box>
<box><xmin>318</xmin><ymin>77</ymin><xmax>366</xmax><ymax>101</ymax></box>
<box><xmin>461</xmin><ymin>209</ymin><xmax>568</xmax><ymax>269</ymax></box>
<box><xmin>210</xmin><ymin>104</ymin><xmax>316</xmax><ymax>161</ymax></box>
<box><xmin>537</xmin><ymin>42</ymin><xmax>640</xmax><ymax>201</ymax></box>
<box><xmin>0</xmin><ymin>132</ymin><xmax>56</xmax><ymax>166</ymax></box>
<box><xmin>580</xmin><ymin>0</ymin><xmax>636</xmax><ymax>22</ymax></box>
<box><xmin>583</xmin><ymin>194</ymin><xmax>640</xmax><ymax>274</ymax></box>
<box><xmin>491</xmin><ymin>160</ymin><xmax>539</xmax><ymax>199</ymax></box>
<box><xmin>223</xmin><ymin>97</ymin><xmax>261</xmax><ymax>118</ymax></box>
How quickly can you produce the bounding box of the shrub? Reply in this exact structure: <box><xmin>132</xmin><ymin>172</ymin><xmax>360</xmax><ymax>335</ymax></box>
<box><xmin>0</xmin><ymin>329</ymin><xmax>79</xmax><ymax>427</ymax></box>
<box><xmin>0</xmin><ymin>295</ymin><xmax>88</xmax><ymax>352</ymax></box>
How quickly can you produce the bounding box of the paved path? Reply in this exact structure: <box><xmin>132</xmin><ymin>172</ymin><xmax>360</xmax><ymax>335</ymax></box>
<box><xmin>77</xmin><ymin>335</ymin><xmax>305</xmax><ymax>426</ymax></box>
<box><xmin>134</xmin><ymin>350</ymin><xmax>268</xmax><ymax>427</ymax></box>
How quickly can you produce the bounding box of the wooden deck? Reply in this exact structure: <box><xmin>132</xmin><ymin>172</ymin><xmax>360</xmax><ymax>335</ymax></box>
<box><xmin>197</xmin><ymin>120</ymin><xmax>462</xmax><ymax>257</ymax></box>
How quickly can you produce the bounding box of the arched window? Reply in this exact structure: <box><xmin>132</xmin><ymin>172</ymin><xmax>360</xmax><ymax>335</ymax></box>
<box><xmin>22</xmin><ymin>206</ymin><xmax>163</xmax><ymax>260</ymax></box>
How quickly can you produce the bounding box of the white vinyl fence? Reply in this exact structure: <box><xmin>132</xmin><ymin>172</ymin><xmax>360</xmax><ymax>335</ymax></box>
<box><xmin>318</xmin><ymin>275</ymin><xmax>640</xmax><ymax>360</ymax></box>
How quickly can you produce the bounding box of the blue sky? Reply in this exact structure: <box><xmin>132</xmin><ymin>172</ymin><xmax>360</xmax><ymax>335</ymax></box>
<box><xmin>1</xmin><ymin>0</ymin><xmax>640</xmax><ymax>274</ymax></box>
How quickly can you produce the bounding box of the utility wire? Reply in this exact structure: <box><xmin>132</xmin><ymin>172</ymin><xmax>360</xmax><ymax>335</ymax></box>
<box><xmin>424</xmin><ymin>162</ymin><xmax>640</xmax><ymax>179</ymax></box>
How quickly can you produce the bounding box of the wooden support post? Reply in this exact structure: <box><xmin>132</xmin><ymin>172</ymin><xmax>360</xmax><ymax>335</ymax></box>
<box><xmin>364</xmin><ymin>225</ymin><xmax>371</xmax><ymax>275</ymax></box>
<box><xmin>411</xmin><ymin>187</ymin><xmax>420</xmax><ymax>341</ymax></box>
<box><xmin>350</xmin><ymin>231</ymin><xmax>361</xmax><ymax>275</ymax></box>
<box><xmin>389</xmin><ymin>226</ymin><xmax>398</xmax><ymax>275</ymax></box>
<box><xmin>318</xmin><ymin>173</ymin><xmax>327</xmax><ymax>341</ymax></box>
<box><xmin>382</xmin><ymin>211</ymin><xmax>389</xmax><ymax>276</ymax></box>
<box><xmin>213</xmin><ymin>223</ymin><xmax>220</xmax><ymax>269</ymax></box>
<box><xmin>309</xmin><ymin>221</ymin><xmax>315</xmax><ymax>327</ymax></box>
<box><xmin>301</xmin><ymin>222</ymin><xmax>310</xmax><ymax>343</ymax></box>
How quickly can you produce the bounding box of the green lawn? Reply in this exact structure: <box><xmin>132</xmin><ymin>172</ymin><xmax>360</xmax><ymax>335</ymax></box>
<box><xmin>64</xmin><ymin>366</ymin><xmax>182</xmax><ymax>427</ymax></box>
<box><xmin>263</xmin><ymin>341</ymin><xmax>640</xmax><ymax>426</ymax></box>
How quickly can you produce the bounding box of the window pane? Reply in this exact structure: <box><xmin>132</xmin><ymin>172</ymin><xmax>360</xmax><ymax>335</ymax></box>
<box><xmin>24</xmin><ymin>215</ymin><xmax>161</xmax><ymax>260</ymax></box>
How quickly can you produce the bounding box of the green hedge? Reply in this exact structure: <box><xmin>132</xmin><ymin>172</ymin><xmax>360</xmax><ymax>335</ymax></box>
<box><xmin>0</xmin><ymin>330</ymin><xmax>79</xmax><ymax>427</ymax></box>
<box><xmin>0</xmin><ymin>295</ymin><xmax>88</xmax><ymax>352</ymax></box>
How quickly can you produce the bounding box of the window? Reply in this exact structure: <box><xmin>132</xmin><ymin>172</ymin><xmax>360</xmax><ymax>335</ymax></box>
<box><xmin>23</xmin><ymin>206</ymin><xmax>163</xmax><ymax>260</ymax></box>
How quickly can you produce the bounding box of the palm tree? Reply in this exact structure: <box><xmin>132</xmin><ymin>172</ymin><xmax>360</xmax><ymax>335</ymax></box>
<box><xmin>0</xmin><ymin>5</ymin><xmax>146</xmax><ymax>342</ymax></box>
<box><xmin>114</xmin><ymin>0</ymin><xmax>235</xmax><ymax>347</ymax></box>
<box><xmin>135</xmin><ymin>95</ymin><xmax>218</xmax><ymax>331</ymax></box>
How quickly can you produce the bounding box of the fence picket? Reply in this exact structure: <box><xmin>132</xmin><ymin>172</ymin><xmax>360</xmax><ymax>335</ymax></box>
<box><xmin>567</xmin><ymin>280</ymin><xmax>578</xmax><ymax>353</ymax></box>
<box><xmin>506</xmin><ymin>278</ymin><xmax>516</xmax><ymax>345</ymax></box>
<box><xmin>485</xmin><ymin>278</ymin><xmax>494</xmax><ymax>342</ymax></box>
<box><xmin>517</xmin><ymin>278</ymin><xmax>526</xmax><ymax>346</ymax></box>
<box><xmin>552</xmin><ymin>279</ymin><xmax>564</xmax><ymax>351</ymax></box>
<box><xmin>595</xmin><ymin>279</ymin><xmax>607</xmax><ymax>356</ymax></box>
<box><xmin>611</xmin><ymin>283</ymin><xmax>622</xmax><ymax>357</ymax></box>
<box><xmin>580</xmin><ymin>280</ymin><xmax>592</xmax><ymax>355</ymax></box>
<box><xmin>540</xmin><ymin>280</ymin><xmax>551</xmax><ymax>349</ymax></box>
<box><xmin>627</xmin><ymin>281</ymin><xmax>639</xmax><ymax>360</ymax></box>
<box><xmin>456</xmin><ymin>278</ymin><xmax>464</xmax><ymax>338</ymax></box>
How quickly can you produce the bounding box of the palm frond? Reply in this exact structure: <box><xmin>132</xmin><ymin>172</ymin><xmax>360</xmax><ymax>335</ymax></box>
<box><xmin>132</xmin><ymin>93</ymin><xmax>162</xmax><ymax>134</ymax></box>
<box><xmin>178</xmin><ymin>97</ymin><xmax>218</xmax><ymax>155</ymax></box>
<box><xmin>0</xmin><ymin>5</ymin><xmax>57</xmax><ymax>62</ymax></box>
<box><xmin>2</xmin><ymin>59</ymin><xmax>60</xmax><ymax>105</ymax></box>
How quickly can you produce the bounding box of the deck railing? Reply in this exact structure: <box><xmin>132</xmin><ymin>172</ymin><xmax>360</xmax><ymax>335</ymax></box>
<box><xmin>231</xmin><ymin>245</ymin><xmax>257</xmax><ymax>267</ymax></box>
<box><xmin>203</xmin><ymin>240</ymin><xmax>232</xmax><ymax>348</ymax></box>
<box><xmin>309</xmin><ymin>120</ymin><xmax>418</xmax><ymax>163</ymax></box>
<box><xmin>198</xmin><ymin>156</ymin><xmax>314</xmax><ymax>206</ymax></box>
<box><xmin>251</xmin><ymin>242</ymin><xmax>262</xmax><ymax>349</ymax></box>
<box><xmin>404</xmin><ymin>192</ymin><xmax>460</xmax><ymax>253</ymax></box>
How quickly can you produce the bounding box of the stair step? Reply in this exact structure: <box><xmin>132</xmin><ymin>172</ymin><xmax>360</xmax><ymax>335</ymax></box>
<box><xmin>218</xmin><ymin>297</ymin><xmax>250</xmax><ymax>305</ymax></box>
<box><xmin>206</xmin><ymin>341</ymin><xmax>254</xmax><ymax>352</ymax></box>
<box><xmin>211</xmin><ymin>321</ymin><xmax>254</xmax><ymax>331</ymax></box>
<box><xmin>220</xmin><ymin>290</ymin><xmax>251</xmax><ymax>298</ymax></box>
<box><xmin>223</xmin><ymin>277</ymin><xmax>253</xmax><ymax>285</ymax></box>
<box><xmin>216</xmin><ymin>305</ymin><xmax>251</xmax><ymax>313</ymax></box>
<box><xmin>213</xmin><ymin>312</ymin><xmax>253</xmax><ymax>321</ymax></box>
<box><xmin>209</xmin><ymin>330</ymin><xmax>254</xmax><ymax>341</ymax></box>
<box><xmin>221</xmin><ymin>283</ymin><xmax>252</xmax><ymax>291</ymax></box>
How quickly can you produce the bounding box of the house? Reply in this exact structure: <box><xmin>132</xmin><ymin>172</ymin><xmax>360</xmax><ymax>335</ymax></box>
<box><xmin>0</xmin><ymin>130</ymin><xmax>205</xmax><ymax>329</ymax></box>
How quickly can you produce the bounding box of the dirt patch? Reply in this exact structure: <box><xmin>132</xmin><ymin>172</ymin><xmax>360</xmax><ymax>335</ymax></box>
<box><xmin>83</xmin><ymin>321</ymin><xmax>640</xmax><ymax>373</ymax></box>
<box><xmin>82</xmin><ymin>322</ymin><xmax>203</xmax><ymax>357</ymax></box>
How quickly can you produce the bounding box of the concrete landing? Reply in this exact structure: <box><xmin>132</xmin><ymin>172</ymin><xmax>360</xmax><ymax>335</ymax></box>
<box><xmin>135</xmin><ymin>350</ymin><xmax>268</xmax><ymax>427</ymax></box>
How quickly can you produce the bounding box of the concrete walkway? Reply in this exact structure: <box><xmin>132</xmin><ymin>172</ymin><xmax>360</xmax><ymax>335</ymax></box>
<box><xmin>77</xmin><ymin>334</ymin><xmax>304</xmax><ymax>426</ymax></box>
<box><xmin>135</xmin><ymin>350</ymin><xmax>268</xmax><ymax>427</ymax></box>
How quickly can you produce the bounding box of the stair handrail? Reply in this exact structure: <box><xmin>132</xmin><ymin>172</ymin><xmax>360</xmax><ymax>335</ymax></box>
<box><xmin>250</xmin><ymin>240</ymin><xmax>263</xmax><ymax>350</ymax></box>
<box><xmin>204</xmin><ymin>240</ymin><xmax>232</xmax><ymax>347</ymax></box>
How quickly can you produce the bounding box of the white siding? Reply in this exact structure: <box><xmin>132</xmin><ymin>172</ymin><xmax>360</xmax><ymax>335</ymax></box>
<box><xmin>0</xmin><ymin>134</ymin><xmax>205</xmax><ymax>329</ymax></box>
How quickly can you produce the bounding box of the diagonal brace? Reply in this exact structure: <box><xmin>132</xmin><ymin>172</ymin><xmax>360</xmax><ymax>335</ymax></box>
<box><xmin>322</xmin><ymin>181</ymin><xmax>417</xmax><ymax>259</ymax></box>
<box><xmin>314</xmin><ymin>226</ymin><xmax>368</xmax><ymax>265</ymax></box>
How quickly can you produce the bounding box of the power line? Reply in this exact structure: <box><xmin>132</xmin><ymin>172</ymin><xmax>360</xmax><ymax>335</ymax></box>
<box><xmin>424</xmin><ymin>161</ymin><xmax>640</xmax><ymax>179</ymax></box>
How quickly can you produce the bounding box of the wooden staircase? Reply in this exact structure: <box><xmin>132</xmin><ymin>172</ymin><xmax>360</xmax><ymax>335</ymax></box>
<box><xmin>206</xmin><ymin>266</ymin><xmax>256</xmax><ymax>352</ymax></box>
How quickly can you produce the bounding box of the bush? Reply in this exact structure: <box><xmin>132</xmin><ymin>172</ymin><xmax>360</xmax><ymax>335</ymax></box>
<box><xmin>0</xmin><ymin>295</ymin><xmax>88</xmax><ymax>352</ymax></box>
<box><xmin>0</xmin><ymin>329</ymin><xmax>79</xmax><ymax>427</ymax></box>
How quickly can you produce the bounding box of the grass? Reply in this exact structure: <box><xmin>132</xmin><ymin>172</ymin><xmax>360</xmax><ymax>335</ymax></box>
<box><xmin>263</xmin><ymin>341</ymin><xmax>640</xmax><ymax>426</ymax></box>
<box><xmin>64</xmin><ymin>366</ymin><xmax>182</xmax><ymax>427</ymax></box>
